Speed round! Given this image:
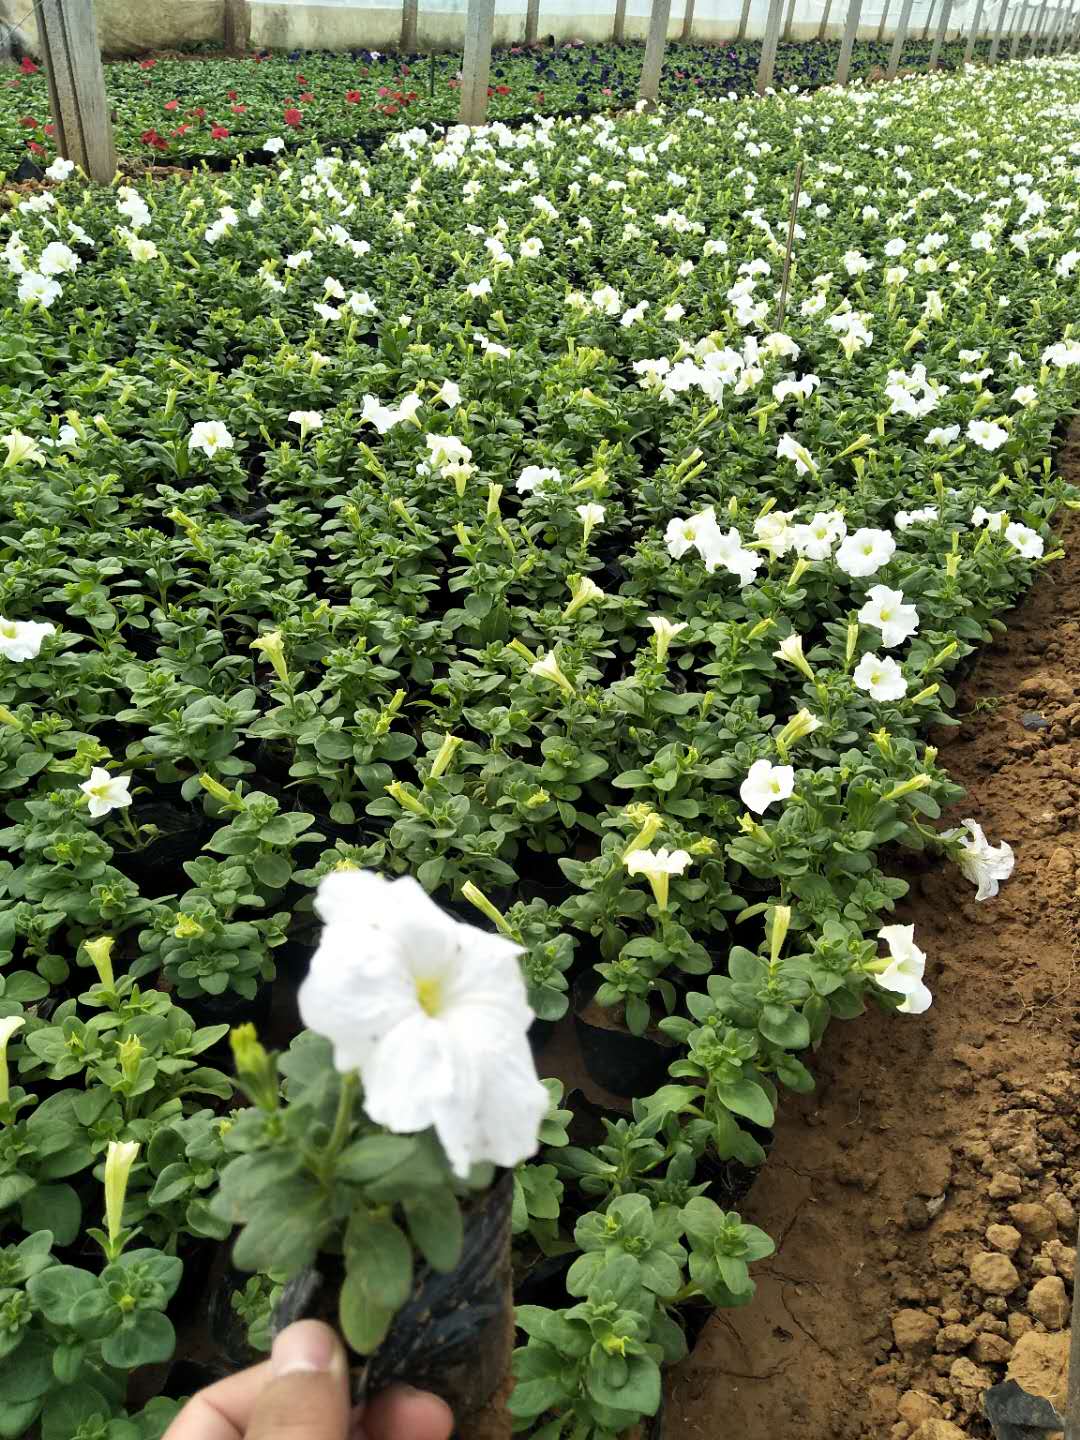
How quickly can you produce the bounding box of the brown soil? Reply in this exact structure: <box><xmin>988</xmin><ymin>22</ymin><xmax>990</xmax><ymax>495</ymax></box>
<box><xmin>668</xmin><ymin>438</ymin><xmax>1080</xmax><ymax>1439</ymax></box>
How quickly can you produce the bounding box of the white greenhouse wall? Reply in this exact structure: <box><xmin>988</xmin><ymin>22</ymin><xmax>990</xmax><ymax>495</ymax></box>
<box><xmin>0</xmin><ymin>0</ymin><xmax>1062</xmax><ymax>58</ymax></box>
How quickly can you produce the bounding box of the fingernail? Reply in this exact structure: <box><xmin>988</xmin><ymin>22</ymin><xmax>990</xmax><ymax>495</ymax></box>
<box><xmin>272</xmin><ymin>1320</ymin><xmax>341</xmax><ymax>1377</ymax></box>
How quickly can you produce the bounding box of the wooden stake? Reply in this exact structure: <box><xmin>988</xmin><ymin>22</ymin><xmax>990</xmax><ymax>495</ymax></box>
<box><xmin>401</xmin><ymin>0</ymin><xmax>418</xmax><ymax>51</ymax></box>
<box><xmin>525</xmin><ymin>0</ymin><xmax>540</xmax><ymax>45</ymax></box>
<box><xmin>928</xmin><ymin>0</ymin><xmax>952</xmax><ymax>64</ymax></box>
<box><xmin>963</xmin><ymin>0</ymin><xmax>985</xmax><ymax>58</ymax></box>
<box><xmin>835</xmin><ymin>0</ymin><xmax>864</xmax><ymax>82</ymax></box>
<box><xmin>737</xmin><ymin>0</ymin><xmax>754</xmax><ymax>39</ymax></box>
<box><xmin>775</xmin><ymin>160</ymin><xmax>803</xmax><ymax>333</ymax></box>
<box><xmin>876</xmin><ymin>0</ymin><xmax>892</xmax><ymax>43</ymax></box>
<box><xmin>681</xmin><ymin>0</ymin><xmax>696</xmax><ymax>41</ymax></box>
<box><xmin>37</xmin><ymin>0</ymin><xmax>115</xmax><ymax>184</ymax></box>
<box><xmin>988</xmin><ymin>0</ymin><xmax>1009</xmax><ymax>59</ymax></box>
<box><xmin>614</xmin><ymin>0</ymin><xmax>628</xmax><ymax>42</ymax></box>
<box><xmin>757</xmin><ymin>0</ymin><xmax>786</xmax><ymax>91</ymax></box>
<box><xmin>639</xmin><ymin>0</ymin><xmax>672</xmax><ymax>103</ymax></box>
<box><xmin>818</xmin><ymin>0</ymin><xmax>835</xmax><ymax>40</ymax></box>
<box><xmin>459</xmin><ymin>0</ymin><xmax>495</xmax><ymax>126</ymax></box>
<box><xmin>223</xmin><ymin>0</ymin><xmax>250</xmax><ymax>56</ymax></box>
<box><xmin>887</xmin><ymin>0</ymin><xmax>915</xmax><ymax>74</ymax></box>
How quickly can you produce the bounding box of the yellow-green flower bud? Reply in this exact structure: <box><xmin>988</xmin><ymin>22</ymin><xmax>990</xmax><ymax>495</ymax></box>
<box><xmin>84</xmin><ymin>937</ymin><xmax>115</xmax><ymax>990</ymax></box>
<box><xmin>250</xmin><ymin>629</ymin><xmax>289</xmax><ymax>687</ymax></box>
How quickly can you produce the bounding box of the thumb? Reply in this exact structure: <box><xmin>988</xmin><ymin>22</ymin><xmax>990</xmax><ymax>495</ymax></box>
<box><xmin>246</xmin><ymin>1321</ymin><xmax>351</xmax><ymax>1440</ymax></box>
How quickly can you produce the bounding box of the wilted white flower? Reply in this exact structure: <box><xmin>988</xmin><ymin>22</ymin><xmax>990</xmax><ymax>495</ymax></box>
<box><xmin>298</xmin><ymin>871</ymin><xmax>548</xmax><ymax>1179</ymax></box>
<box><xmin>188</xmin><ymin>421</ymin><xmax>234</xmax><ymax>459</ymax></box>
<box><xmin>972</xmin><ymin>506</ymin><xmax>1008</xmax><ymax>532</ymax></box>
<box><xmin>875</xmin><ymin>924</ymin><xmax>932</xmax><ymax>1014</ymax></box>
<box><xmin>956</xmin><ymin>819</ymin><xmax>1015</xmax><ymax>901</ymax></box>
<box><xmin>835</xmin><ymin>528</ymin><xmax>896</xmax><ymax>578</ymax></box>
<box><xmin>79</xmin><ymin>768</ymin><xmax>132</xmax><ymax>819</ymax></box>
<box><xmin>853</xmin><ymin>652</ymin><xmax>907</xmax><ymax>701</ymax></box>
<box><xmin>740</xmin><ymin>759</ymin><xmax>796</xmax><ymax>815</ymax></box>
<box><xmin>0</xmin><ymin>616</ymin><xmax>55</xmax><ymax>662</ymax></box>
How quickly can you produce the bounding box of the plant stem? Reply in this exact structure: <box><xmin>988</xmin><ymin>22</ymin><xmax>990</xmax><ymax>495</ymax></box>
<box><xmin>320</xmin><ymin>1070</ymin><xmax>359</xmax><ymax>1179</ymax></box>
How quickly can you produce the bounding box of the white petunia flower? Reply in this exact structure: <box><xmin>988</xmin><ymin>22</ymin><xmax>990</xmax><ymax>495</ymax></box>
<box><xmin>2</xmin><ymin>430</ymin><xmax>47</xmax><ymax>469</ymax></box>
<box><xmin>1011</xmin><ymin>385</ymin><xmax>1038</xmax><ymax>407</ymax></box>
<box><xmin>895</xmin><ymin>506</ymin><xmax>938</xmax><ymax>529</ymax></box>
<box><xmin>438</xmin><ymin>380</ymin><xmax>462</xmax><ymax>409</ymax></box>
<box><xmin>288</xmin><ymin>411</ymin><xmax>323</xmax><ymax>438</ymax></box>
<box><xmin>17</xmin><ymin>272</ymin><xmax>62</xmax><ymax>309</ymax></box>
<box><xmin>1004</xmin><ymin>522</ymin><xmax>1044</xmax><ymax>559</ymax></box>
<box><xmin>853</xmin><ymin>652</ymin><xmax>907</xmax><ymax>701</ymax></box>
<box><xmin>516</xmin><ymin>465</ymin><xmax>561</xmax><ymax>494</ymax></box>
<box><xmin>858</xmin><ymin>585</ymin><xmax>920</xmax><ymax>648</ymax></box>
<box><xmin>38</xmin><ymin>242</ymin><xmax>79</xmax><ymax>277</ymax></box>
<box><xmin>298</xmin><ymin>871</ymin><xmax>548</xmax><ymax>1179</ymax></box>
<box><xmin>740</xmin><ymin>758</ymin><xmax>795</xmax><ymax>815</ymax></box>
<box><xmin>875</xmin><ymin>924</ymin><xmax>932</xmax><ymax>1014</ymax></box>
<box><xmin>776</xmin><ymin>435</ymin><xmax>817</xmax><ymax>475</ymax></box>
<box><xmin>790</xmin><ymin>511</ymin><xmax>845</xmax><ymax>561</ymax></box>
<box><xmin>925</xmin><ymin>424</ymin><xmax>961</xmax><ymax>447</ymax></box>
<box><xmin>966</xmin><ymin>419</ymin><xmax>1008</xmax><ymax>451</ymax></box>
<box><xmin>753</xmin><ymin>510</ymin><xmax>796</xmax><ymax>558</ymax></box>
<box><xmin>835</xmin><ymin>528</ymin><xmax>896</xmax><ymax>578</ymax></box>
<box><xmin>624</xmin><ymin>847</ymin><xmax>692</xmax><ymax>910</ymax></box>
<box><xmin>665</xmin><ymin>507</ymin><xmax>720</xmax><ymax>562</ymax></box>
<box><xmin>188</xmin><ymin>421</ymin><xmax>234</xmax><ymax>459</ymax></box>
<box><xmin>1043</xmin><ymin>339</ymin><xmax>1080</xmax><ymax>368</ymax></box>
<box><xmin>957</xmin><ymin>819</ymin><xmax>1014</xmax><ymax>902</ymax></box>
<box><xmin>972</xmin><ymin>506</ymin><xmax>1008</xmax><ymax>532</ymax></box>
<box><xmin>0</xmin><ymin>616</ymin><xmax>55</xmax><ymax>662</ymax></box>
<box><xmin>79</xmin><ymin>768</ymin><xmax>132</xmax><ymax>819</ymax></box>
<box><xmin>263</xmin><ymin>137</ymin><xmax>286</xmax><ymax>154</ymax></box>
<box><xmin>45</xmin><ymin>157</ymin><xmax>76</xmax><ymax>182</ymax></box>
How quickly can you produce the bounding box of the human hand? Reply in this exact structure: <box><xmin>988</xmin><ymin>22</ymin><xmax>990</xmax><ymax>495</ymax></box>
<box><xmin>162</xmin><ymin>1319</ymin><xmax>455</xmax><ymax>1440</ymax></box>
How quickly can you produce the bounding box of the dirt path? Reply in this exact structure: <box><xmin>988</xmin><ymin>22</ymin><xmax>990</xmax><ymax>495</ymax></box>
<box><xmin>668</xmin><ymin>445</ymin><xmax>1080</xmax><ymax>1439</ymax></box>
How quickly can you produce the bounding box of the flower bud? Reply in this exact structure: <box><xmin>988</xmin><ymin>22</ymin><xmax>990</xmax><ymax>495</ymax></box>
<box><xmin>769</xmin><ymin>905</ymin><xmax>791</xmax><ymax>967</ymax></box>
<box><xmin>774</xmin><ymin>634</ymin><xmax>814</xmax><ymax>682</ymax></box>
<box><xmin>530</xmin><ymin>651</ymin><xmax>575</xmax><ymax>696</ymax></box>
<box><xmin>104</xmin><ymin>1140</ymin><xmax>139</xmax><ymax>1255</ymax></box>
<box><xmin>386</xmin><ymin>782</ymin><xmax>430</xmax><ymax>818</ymax></box>
<box><xmin>461</xmin><ymin>882</ymin><xmax>515</xmax><ymax>938</ymax></box>
<box><xmin>884</xmin><ymin>774</ymin><xmax>932</xmax><ymax>802</ymax></box>
<box><xmin>0</xmin><ymin>1017</ymin><xmax>26</xmax><ymax>1109</ymax></box>
<box><xmin>564</xmin><ymin>575</ymin><xmax>606</xmax><ymax>620</ymax></box>
<box><xmin>230</xmin><ymin>1024</ymin><xmax>279</xmax><ymax>1111</ymax></box>
<box><xmin>429</xmin><ymin>733</ymin><xmax>463</xmax><ymax>780</ymax></box>
<box><xmin>84</xmin><ymin>936</ymin><xmax>115</xmax><ymax>990</ymax></box>
<box><xmin>250</xmin><ymin>629</ymin><xmax>289</xmax><ymax>686</ymax></box>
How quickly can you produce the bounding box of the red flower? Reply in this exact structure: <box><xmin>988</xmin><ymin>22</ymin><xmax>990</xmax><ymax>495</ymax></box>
<box><xmin>346</xmin><ymin>89</ymin><xmax>362</xmax><ymax>103</ymax></box>
<box><xmin>140</xmin><ymin>58</ymin><xmax>156</xmax><ymax>69</ymax></box>
<box><xmin>43</xmin><ymin>122</ymin><xmax>55</xmax><ymax>135</ymax></box>
<box><xmin>140</xmin><ymin>128</ymin><xmax>167</xmax><ymax>150</ymax></box>
<box><xmin>284</xmin><ymin>107</ymin><xmax>302</xmax><ymax>127</ymax></box>
<box><xmin>405</xmin><ymin>91</ymin><xmax>417</xmax><ymax>102</ymax></box>
<box><xmin>28</xmin><ymin>140</ymin><xmax>45</xmax><ymax>154</ymax></box>
<box><xmin>172</xmin><ymin>124</ymin><xmax>190</xmax><ymax>136</ymax></box>
<box><xmin>486</xmin><ymin>86</ymin><xmax>493</xmax><ymax>97</ymax></box>
<box><xmin>299</xmin><ymin>91</ymin><xmax>314</xmax><ymax>102</ymax></box>
<box><xmin>401</xmin><ymin>65</ymin><xmax>410</xmax><ymax>76</ymax></box>
<box><xmin>19</xmin><ymin>115</ymin><xmax>39</xmax><ymax>128</ymax></box>
<box><xmin>378</xmin><ymin>85</ymin><xmax>390</xmax><ymax>97</ymax></box>
<box><xmin>496</xmin><ymin>84</ymin><xmax>510</xmax><ymax>95</ymax></box>
<box><xmin>296</xmin><ymin>73</ymin><xmax>307</xmax><ymax>85</ymax></box>
<box><xmin>382</xmin><ymin>105</ymin><xmax>398</xmax><ymax>115</ymax></box>
<box><xmin>231</xmin><ymin>104</ymin><xmax>246</xmax><ymax>113</ymax></box>
<box><xmin>602</xmin><ymin>86</ymin><xmax>612</xmax><ymax>95</ymax></box>
<box><xmin>211</xmin><ymin>124</ymin><xmax>230</xmax><ymax>138</ymax></box>
<box><xmin>192</xmin><ymin>106</ymin><xmax>206</xmax><ymax>119</ymax></box>
<box><xmin>227</xmin><ymin>89</ymin><xmax>238</xmax><ymax>100</ymax></box>
<box><xmin>164</xmin><ymin>99</ymin><xmax>179</xmax><ymax>110</ymax></box>
<box><xmin>19</xmin><ymin>56</ymin><xmax>37</xmax><ymax>73</ymax></box>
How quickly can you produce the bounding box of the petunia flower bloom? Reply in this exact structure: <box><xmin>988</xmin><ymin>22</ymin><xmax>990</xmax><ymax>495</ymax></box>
<box><xmin>288</xmin><ymin>410</ymin><xmax>323</xmax><ymax>439</ymax></box>
<box><xmin>298</xmin><ymin>871</ymin><xmax>548</xmax><ymax>1179</ymax></box>
<box><xmin>0</xmin><ymin>616</ymin><xmax>55</xmax><ymax>661</ymax></box>
<box><xmin>1004</xmin><ymin>522</ymin><xmax>1044</xmax><ymax>559</ymax></box>
<box><xmin>624</xmin><ymin>846</ymin><xmax>692</xmax><ymax>910</ymax></box>
<box><xmin>740</xmin><ymin>758</ymin><xmax>795</xmax><ymax>814</ymax></box>
<box><xmin>516</xmin><ymin>465</ymin><xmax>561</xmax><ymax>494</ymax></box>
<box><xmin>836</xmin><ymin>528</ymin><xmax>895</xmax><ymax>579</ymax></box>
<box><xmin>776</xmin><ymin>434</ymin><xmax>817</xmax><ymax>474</ymax></box>
<box><xmin>3</xmin><ymin>430</ymin><xmax>47</xmax><ymax>469</ymax></box>
<box><xmin>966</xmin><ymin>419</ymin><xmax>1008</xmax><ymax>452</ymax></box>
<box><xmin>875</xmin><ymin>925</ymin><xmax>932</xmax><ymax>1014</ymax></box>
<box><xmin>857</xmin><ymin>585</ymin><xmax>919</xmax><ymax>648</ymax></box>
<box><xmin>957</xmin><ymin>819</ymin><xmax>1015</xmax><ymax>902</ymax></box>
<box><xmin>853</xmin><ymin>653</ymin><xmax>907</xmax><ymax>701</ymax></box>
<box><xmin>188</xmin><ymin>421</ymin><xmax>234</xmax><ymax>458</ymax></box>
<box><xmin>647</xmin><ymin>615</ymin><xmax>688</xmax><ymax>662</ymax></box>
<box><xmin>79</xmin><ymin>768</ymin><xmax>132</xmax><ymax>819</ymax></box>
<box><xmin>790</xmin><ymin>511</ymin><xmax>845</xmax><ymax>561</ymax></box>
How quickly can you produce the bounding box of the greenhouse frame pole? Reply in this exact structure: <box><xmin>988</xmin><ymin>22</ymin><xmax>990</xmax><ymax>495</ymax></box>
<box><xmin>921</xmin><ymin>0</ymin><xmax>937</xmax><ymax>40</ymax></box>
<box><xmin>963</xmin><ymin>0</ymin><xmax>985</xmax><ymax>57</ymax></box>
<box><xmin>525</xmin><ymin>0</ymin><xmax>540</xmax><ymax>43</ymax></box>
<box><xmin>1010</xmin><ymin>1</ymin><xmax>1028</xmax><ymax>54</ymax></box>
<box><xmin>1055</xmin><ymin>4</ymin><xmax>1073</xmax><ymax>46</ymax></box>
<box><xmin>400</xmin><ymin>0</ymin><xmax>418</xmax><ymax>51</ymax></box>
<box><xmin>223</xmin><ymin>0</ymin><xmax>250</xmax><ymax>55</ymax></box>
<box><xmin>1039</xmin><ymin>3</ymin><xmax>1057</xmax><ymax>47</ymax></box>
<box><xmin>757</xmin><ymin>0</ymin><xmax>787</xmax><ymax>89</ymax></box>
<box><xmin>876</xmin><ymin>0</ymin><xmax>892</xmax><ymax>44</ymax></box>
<box><xmin>37</xmin><ymin>0</ymin><xmax>116</xmax><ymax>183</ymax></box>
<box><xmin>614</xmin><ymin>0</ymin><xmax>627</xmax><ymax>42</ymax></box>
<box><xmin>639</xmin><ymin>0</ymin><xmax>673</xmax><ymax>103</ymax></box>
<box><xmin>887</xmin><ymin>0</ymin><xmax>916</xmax><ymax>74</ymax></box>
<box><xmin>836</xmin><ymin>0</ymin><xmax>865</xmax><ymax>82</ymax></box>
<box><xmin>736</xmin><ymin>0</ymin><xmax>754</xmax><ymax>37</ymax></box>
<box><xmin>988</xmin><ymin>1</ymin><xmax>1009</xmax><ymax>58</ymax></box>
<box><xmin>1046</xmin><ymin>4</ymin><xmax>1064</xmax><ymax>46</ymax></box>
<box><xmin>459</xmin><ymin>0</ymin><xmax>495</xmax><ymax>125</ymax></box>
<box><xmin>928</xmin><ymin>0</ymin><xmax>953</xmax><ymax>62</ymax></box>
<box><xmin>783</xmin><ymin>0</ymin><xmax>798</xmax><ymax>40</ymax></box>
<box><xmin>1062</xmin><ymin>4</ymin><xmax>1078</xmax><ymax>46</ymax></box>
<box><xmin>1028</xmin><ymin>0</ymin><xmax>1049</xmax><ymax>49</ymax></box>
<box><xmin>818</xmin><ymin>0</ymin><xmax>835</xmax><ymax>38</ymax></box>
<box><xmin>681</xmin><ymin>0</ymin><xmax>696</xmax><ymax>39</ymax></box>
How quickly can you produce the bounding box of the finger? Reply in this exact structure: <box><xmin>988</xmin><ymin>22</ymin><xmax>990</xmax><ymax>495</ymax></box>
<box><xmin>247</xmin><ymin>1320</ymin><xmax>351</xmax><ymax>1440</ymax></box>
<box><xmin>162</xmin><ymin>1361</ymin><xmax>273</xmax><ymax>1440</ymax></box>
<box><xmin>361</xmin><ymin>1386</ymin><xmax>454</xmax><ymax>1440</ymax></box>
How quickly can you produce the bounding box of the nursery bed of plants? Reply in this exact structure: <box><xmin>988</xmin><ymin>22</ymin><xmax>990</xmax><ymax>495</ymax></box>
<box><xmin>0</xmin><ymin>35</ymin><xmax>993</xmax><ymax>173</ymax></box>
<box><xmin>1</xmin><ymin>48</ymin><xmax>1079</xmax><ymax>1440</ymax></box>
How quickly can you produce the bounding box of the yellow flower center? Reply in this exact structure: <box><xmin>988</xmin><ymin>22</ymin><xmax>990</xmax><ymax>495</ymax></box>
<box><xmin>415</xmin><ymin>976</ymin><xmax>443</xmax><ymax>1017</ymax></box>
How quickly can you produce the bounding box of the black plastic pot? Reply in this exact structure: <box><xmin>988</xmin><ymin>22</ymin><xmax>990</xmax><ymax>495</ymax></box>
<box><xmin>182</xmin><ymin>983</ymin><xmax>273</xmax><ymax>1048</ymax></box>
<box><xmin>571</xmin><ymin>975</ymin><xmax>676</xmax><ymax>1100</ymax></box>
<box><xmin>120</xmin><ymin>802</ymin><xmax>213</xmax><ymax>897</ymax></box>
<box><xmin>695</xmin><ymin>1122</ymin><xmax>773</xmax><ymax>1210</ymax></box>
<box><xmin>675</xmin><ymin>1301</ymin><xmax>712</xmax><ymax>1356</ymax></box>
<box><xmin>527</xmin><ymin>1016</ymin><xmax>557</xmax><ymax>1057</ymax></box>
<box><xmin>272</xmin><ymin>1172</ymin><xmax>514</xmax><ymax>1424</ymax></box>
<box><xmin>514</xmin><ymin>1250</ymin><xmax>573</xmax><ymax>1310</ymax></box>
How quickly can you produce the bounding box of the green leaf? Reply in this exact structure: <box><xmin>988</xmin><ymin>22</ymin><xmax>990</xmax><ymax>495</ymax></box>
<box><xmin>0</xmin><ymin>1330</ymin><xmax>55</xmax><ymax>1402</ymax></box>
<box><xmin>252</xmin><ymin>852</ymin><xmax>291</xmax><ymax>889</ymax></box>
<box><xmin>335</xmin><ymin>1135</ymin><xmax>418</xmax><ymax>1184</ymax></box>
<box><xmin>338</xmin><ymin>1269</ymin><xmax>394</xmax><ymax>1355</ymax></box>
<box><xmin>101</xmin><ymin>1311</ymin><xmax>176</xmax><ymax>1369</ymax></box>
<box><xmin>344</xmin><ymin>1213</ymin><xmax>413</xmax><ymax>1310</ymax></box>
<box><xmin>21</xmin><ymin>1184</ymin><xmax>80</xmax><ymax>1247</ymax></box>
<box><xmin>42</xmin><ymin>1385</ymin><xmax>111</xmax><ymax>1440</ymax></box>
<box><xmin>403</xmin><ymin>1189</ymin><xmax>463</xmax><ymax>1273</ymax></box>
<box><xmin>27</xmin><ymin>1265</ymin><xmax>100</xmax><ymax>1328</ymax></box>
<box><xmin>715</xmin><ymin>1079</ymin><xmax>774</xmax><ymax>1129</ymax></box>
<box><xmin>69</xmin><ymin>1287</ymin><xmax>120</xmax><ymax>1341</ymax></box>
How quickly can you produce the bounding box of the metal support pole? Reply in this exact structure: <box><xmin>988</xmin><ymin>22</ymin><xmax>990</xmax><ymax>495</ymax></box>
<box><xmin>836</xmin><ymin>0</ymin><xmax>865</xmax><ymax>80</ymax></box>
<box><xmin>681</xmin><ymin>0</ymin><xmax>696</xmax><ymax>39</ymax></box>
<box><xmin>783</xmin><ymin>0</ymin><xmax>798</xmax><ymax>39</ymax></box>
<box><xmin>459</xmin><ymin>0</ymin><xmax>495</xmax><ymax>125</ymax></box>
<box><xmin>988</xmin><ymin>1</ymin><xmax>1009</xmax><ymax>58</ymax></box>
<box><xmin>223</xmin><ymin>0</ymin><xmax>250</xmax><ymax>55</ymax></box>
<box><xmin>928</xmin><ymin>0</ymin><xmax>952</xmax><ymax>64</ymax></box>
<box><xmin>639</xmin><ymin>0</ymin><xmax>672</xmax><ymax>103</ymax></box>
<box><xmin>887</xmin><ymin>0</ymin><xmax>915</xmax><ymax>71</ymax></box>
<box><xmin>737</xmin><ymin>0</ymin><xmax>754</xmax><ymax>38</ymax></box>
<box><xmin>614</xmin><ymin>0</ymin><xmax>627</xmax><ymax>42</ymax></box>
<box><xmin>36</xmin><ymin>0</ymin><xmax>116</xmax><ymax>184</ymax></box>
<box><xmin>964</xmin><ymin>0</ymin><xmax>985</xmax><ymax>57</ymax></box>
<box><xmin>400</xmin><ymin>0</ymin><xmax>418</xmax><ymax>51</ymax></box>
<box><xmin>876</xmin><ymin>0</ymin><xmax>892</xmax><ymax>43</ymax></box>
<box><xmin>525</xmin><ymin>0</ymin><xmax>540</xmax><ymax>43</ymax></box>
<box><xmin>757</xmin><ymin>0</ymin><xmax>786</xmax><ymax>89</ymax></box>
<box><xmin>921</xmin><ymin>0</ymin><xmax>936</xmax><ymax>40</ymax></box>
<box><xmin>1010</xmin><ymin>1</ymin><xmax>1028</xmax><ymax>54</ymax></box>
<box><xmin>818</xmin><ymin>0</ymin><xmax>835</xmax><ymax>37</ymax></box>
<box><xmin>1028</xmin><ymin>0</ymin><xmax>1049</xmax><ymax>49</ymax></box>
